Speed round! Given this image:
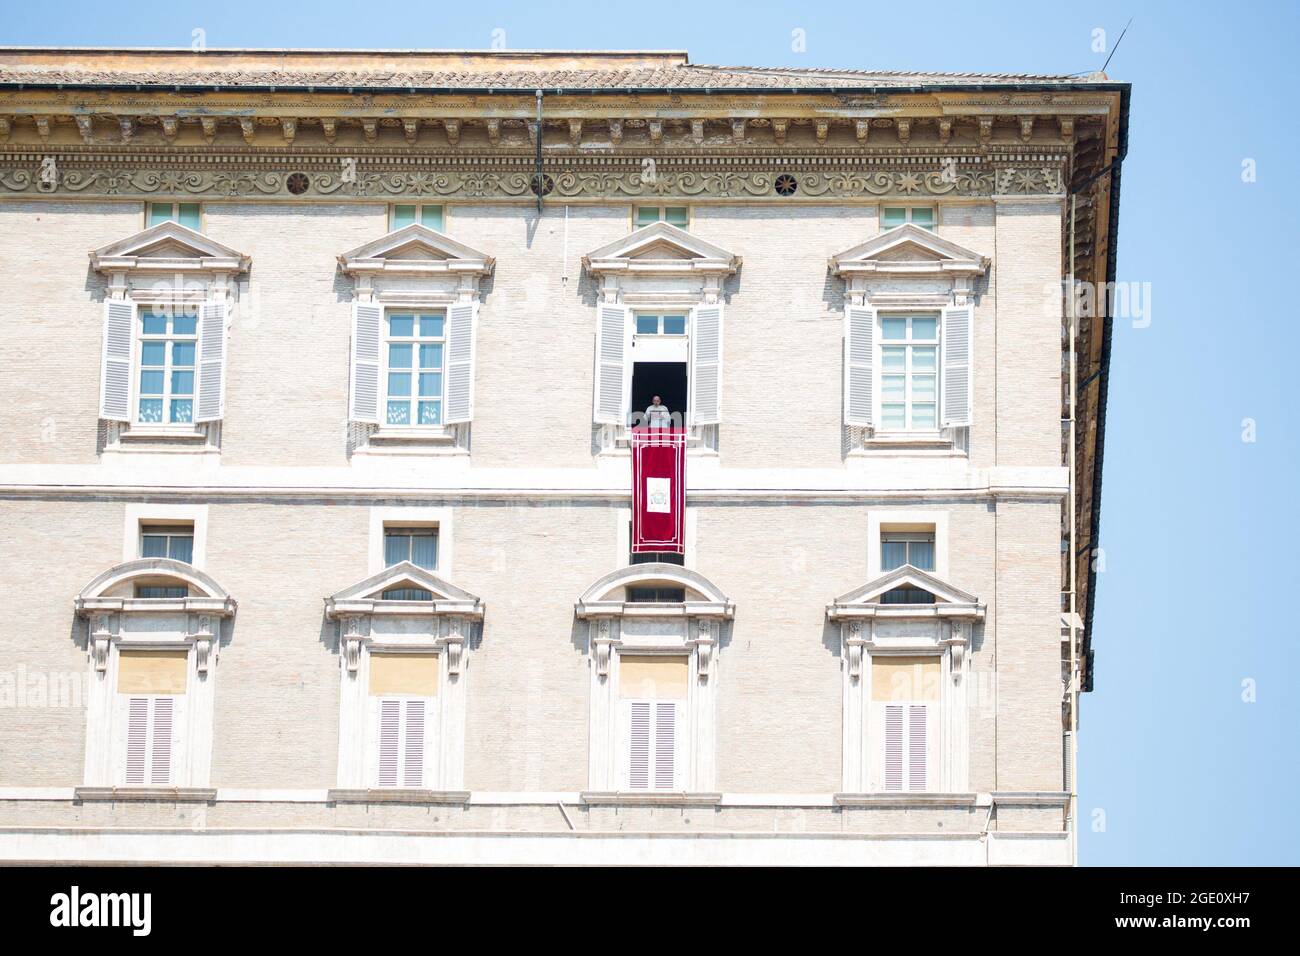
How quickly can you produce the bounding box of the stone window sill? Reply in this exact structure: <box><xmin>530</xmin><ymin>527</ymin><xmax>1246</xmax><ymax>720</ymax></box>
<box><xmin>118</xmin><ymin>425</ymin><xmax>207</xmax><ymax>443</ymax></box>
<box><xmin>74</xmin><ymin>786</ymin><xmax>217</xmax><ymax>804</ymax></box>
<box><xmin>833</xmin><ymin>792</ymin><xmax>978</xmax><ymax>808</ymax></box>
<box><xmin>580</xmin><ymin>791</ymin><xmax>723</xmax><ymax>807</ymax></box>
<box><xmin>368</xmin><ymin>427</ymin><xmax>457</xmax><ymax>444</ymax></box>
<box><xmin>326</xmin><ymin>788</ymin><xmax>471</xmax><ymax>805</ymax></box>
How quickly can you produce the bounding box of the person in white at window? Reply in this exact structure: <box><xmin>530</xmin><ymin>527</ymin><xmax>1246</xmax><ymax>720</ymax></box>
<box><xmin>645</xmin><ymin>395</ymin><xmax>671</xmax><ymax>429</ymax></box>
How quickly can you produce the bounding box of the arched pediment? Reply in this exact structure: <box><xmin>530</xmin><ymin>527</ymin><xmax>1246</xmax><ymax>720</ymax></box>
<box><xmin>576</xmin><ymin>563</ymin><xmax>734</xmax><ymax>618</ymax></box>
<box><xmin>89</xmin><ymin>221</ymin><xmax>250</xmax><ymax>276</ymax></box>
<box><xmin>337</xmin><ymin>224</ymin><xmax>494</xmax><ymax>279</ymax></box>
<box><xmin>829</xmin><ymin>565</ymin><xmax>984</xmax><ymax>620</ymax></box>
<box><xmin>583</xmin><ymin>222</ymin><xmax>740</xmax><ymax>279</ymax></box>
<box><xmin>325</xmin><ymin>561</ymin><xmax>484</xmax><ymax>618</ymax></box>
<box><xmin>828</xmin><ymin>223</ymin><xmax>989</xmax><ymax>280</ymax></box>
<box><xmin>74</xmin><ymin>558</ymin><xmax>237</xmax><ymax>615</ymax></box>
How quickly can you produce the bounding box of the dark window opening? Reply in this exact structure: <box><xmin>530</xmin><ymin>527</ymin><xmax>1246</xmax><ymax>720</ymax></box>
<box><xmin>628</xmin><ymin>586</ymin><xmax>686</xmax><ymax>603</ymax></box>
<box><xmin>135</xmin><ymin>584</ymin><xmax>188</xmax><ymax>599</ymax></box>
<box><xmin>382</xmin><ymin>587</ymin><xmax>433</xmax><ymax>601</ymax></box>
<box><xmin>880</xmin><ymin>587</ymin><xmax>935</xmax><ymax>605</ymax></box>
<box><xmin>630</xmin><ymin>362</ymin><xmax>687</xmax><ymax>427</ymax></box>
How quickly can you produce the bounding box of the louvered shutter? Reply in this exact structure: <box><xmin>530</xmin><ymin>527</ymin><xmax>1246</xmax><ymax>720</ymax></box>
<box><xmin>195</xmin><ymin>299</ymin><xmax>227</xmax><ymax>422</ymax></box>
<box><xmin>150</xmin><ymin>697</ymin><xmax>174</xmax><ymax>785</ymax></box>
<box><xmin>443</xmin><ymin>301</ymin><xmax>477</xmax><ymax>424</ymax></box>
<box><xmin>593</xmin><ymin>304</ymin><xmax>630</xmax><ymax>425</ymax></box>
<box><xmin>654</xmin><ymin>702</ymin><xmax>676</xmax><ymax>790</ymax></box>
<box><xmin>125</xmin><ymin>697</ymin><xmax>148</xmax><ymax>785</ymax></box>
<box><xmin>349</xmin><ymin>302</ymin><xmax>382</xmax><ymax>424</ymax></box>
<box><xmin>99</xmin><ymin>299</ymin><xmax>135</xmax><ymax>421</ymax></box>
<box><xmin>689</xmin><ymin>304</ymin><xmax>723</xmax><ymax>425</ymax></box>
<box><xmin>628</xmin><ymin>701</ymin><xmax>651</xmax><ymax>790</ymax></box>
<box><xmin>907</xmin><ymin>704</ymin><xmax>928</xmax><ymax>791</ymax></box>
<box><xmin>403</xmin><ymin>699</ymin><xmax>426</xmax><ymax>788</ymax></box>
<box><xmin>377</xmin><ymin>699</ymin><xmax>400</xmax><ymax>787</ymax></box>
<box><xmin>844</xmin><ymin>305</ymin><xmax>875</xmax><ymax>427</ymax></box>
<box><xmin>884</xmin><ymin>704</ymin><xmax>904</xmax><ymax>791</ymax></box>
<box><xmin>941</xmin><ymin>304</ymin><xmax>971</xmax><ymax>427</ymax></box>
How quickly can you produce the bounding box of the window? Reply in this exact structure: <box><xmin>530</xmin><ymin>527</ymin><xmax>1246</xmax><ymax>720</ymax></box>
<box><xmin>141</xmin><ymin>524</ymin><xmax>194</xmax><ymax>563</ymax></box>
<box><xmin>879</xmin><ymin>587</ymin><xmax>936</xmax><ymax>605</ymax></box>
<box><xmin>871</xmin><ymin>656</ymin><xmax>937</xmax><ymax>792</ymax></box>
<box><xmin>627</xmin><ymin>585</ymin><xmax>687</xmax><ymax>602</ymax></box>
<box><xmin>136</xmin><ymin>309</ymin><xmax>197</xmax><ymax>425</ymax></box>
<box><xmin>135</xmin><ymin>584</ymin><xmax>188</xmax><ymax>599</ymax></box>
<box><xmin>148</xmin><ymin>202</ymin><xmax>202</xmax><ymax>230</ymax></box>
<box><xmin>384</xmin><ymin>527</ymin><xmax>438</xmax><ymax>570</ymax></box>
<box><xmin>369</xmin><ymin>653</ymin><xmax>437</xmax><ymax>788</ymax></box>
<box><xmin>881</xmin><ymin>532</ymin><xmax>934</xmax><ymax>572</ymax></box>
<box><xmin>384</xmin><ymin>311</ymin><xmax>445</xmax><ymax>427</ymax></box>
<box><xmin>881</xmin><ymin>206</ymin><xmax>934</xmax><ymax>230</ymax></box>
<box><xmin>879</xmin><ymin>314</ymin><xmax>939</xmax><ymax>431</ymax></box>
<box><xmin>634</xmin><ymin>312</ymin><xmax>687</xmax><ymax>336</ymax></box>
<box><xmin>635</xmin><ymin>205</ymin><xmax>689</xmax><ymax>228</ymax></box>
<box><xmin>619</xmin><ymin>656</ymin><xmax>686</xmax><ymax>791</ymax></box>
<box><xmin>116</xmin><ymin>649</ymin><xmax>188</xmax><ymax>786</ymax></box>
<box><xmin>391</xmin><ymin>204</ymin><xmax>445</xmax><ymax>231</ymax></box>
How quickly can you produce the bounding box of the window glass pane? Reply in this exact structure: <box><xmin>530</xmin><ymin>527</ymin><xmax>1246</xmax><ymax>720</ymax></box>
<box><xmin>140</xmin><ymin>342</ymin><xmax>166</xmax><ymax>366</ymax></box>
<box><xmin>418</xmin><ymin>344</ymin><xmax>443</xmax><ymax>369</ymax></box>
<box><xmin>384</xmin><ymin>533</ymin><xmax>410</xmax><ymax>566</ymax></box>
<box><xmin>913</xmin><ymin>375</ymin><xmax>936</xmax><ymax>402</ymax></box>
<box><xmin>881</xmin><ymin>346</ymin><xmax>906</xmax><ymax>372</ymax></box>
<box><xmin>910</xmin><ymin>208</ymin><xmax>934</xmax><ymax>227</ymax></box>
<box><xmin>635</xmin><ymin>315</ymin><xmax>659</xmax><ymax>335</ymax></box>
<box><xmin>882</xmin><ymin>208</ymin><xmax>906</xmax><ymax>228</ymax></box>
<box><xmin>410</xmin><ymin>535</ymin><xmax>437</xmax><ymax>569</ymax></box>
<box><xmin>665</xmin><ymin>206</ymin><xmax>689</xmax><ymax>226</ymax></box>
<box><xmin>881</xmin><ymin>318</ymin><xmax>907</xmax><ymax>340</ymax></box>
<box><xmin>392</xmin><ymin>205</ymin><xmax>417</xmax><ymax>229</ymax></box>
<box><xmin>141</xmin><ymin>535</ymin><xmax>169</xmax><ymax>558</ymax></box>
<box><xmin>388</xmin><ymin>315</ymin><xmax>414</xmax><ymax>337</ymax></box>
<box><xmin>170</xmin><ymin>399</ymin><xmax>193</xmax><ymax>423</ymax></box>
<box><xmin>388</xmin><ymin>343</ymin><xmax>412</xmax><ymax>368</ymax></box>
<box><xmin>909</xmin><ymin>540</ymin><xmax>935</xmax><ymax>571</ymax></box>
<box><xmin>386</xmin><ymin>401</ymin><xmax>410</xmax><ymax>425</ymax></box>
<box><xmin>387</xmin><ymin>372</ymin><xmax>411</xmax><ymax>396</ymax></box>
<box><xmin>662</xmin><ymin>314</ymin><xmax>686</xmax><ymax>335</ymax></box>
<box><xmin>882</xmin><ymin>541</ymin><xmax>908</xmax><ymax>571</ymax></box>
<box><xmin>177</xmin><ymin>204</ymin><xmax>202</xmax><ymax>230</ymax></box>
<box><xmin>418</xmin><ymin>400</ymin><xmax>442</xmax><ymax>425</ymax></box>
<box><xmin>141</xmin><ymin>312</ymin><xmax>168</xmax><ymax>335</ymax></box>
<box><xmin>139</xmin><ymin>370</ymin><xmax>164</xmax><ymax>394</ymax></box>
<box><xmin>382</xmin><ymin>587</ymin><xmax>432</xmax><ymax>601</ymax></box>
<box><xmin>420</xmin><ymin>206</ymin><xmax>445</xmax><ymax>230</ymax></box>
<box><xmin>418</xmin><ymin>372</ymin><xmax>442</xmax><ymax>397</ymax></box>
<box><xmin>137</xmin><ymin>585</ymin><xmax>188</xmax><ymax>599</ymax></box>
<box><xmin>881</xmin><ymin>375</ymin><xmax>905</xmax><ymax>402</ymax></box>
<box><xmin>138</xmin><ymin>398</ymin><xmax>163</xmax><ymax>422</ymax></box>
<box><xmin>881</xmin><ymin>405</ymin><xmax>905</xmax><ymax>429</ymax></box>
<box><xmin>148</xmin><ymin>203</ymin><xmax>173</xmax><ymax>227</ymax></box>
<box><xmin>912</xmin><ymin>317</ymin><xmax>938</xmax><ymax>340</ymax></box>
<box><xmin>419</xmin><ymin>315</ymin><xmax>444</xmax><ymax>338</ymax></box>
<box><xmin>912</xmin><ymin>346</ymin><xmax>937</xmax><ymax>371</ymax></box>
<box><xmin>912</xmin><ymin>404</ymin><xmax>937</xmax><ymax>428</ymax></box>
<box><xmin>636</xmin><ymin>207</ymin><xmax>659</xmax><ymax>226</ymax></box>
<box><xmin>171</xmin><ymin>370</ymin><xmax>194</xmax><ymax>396</ymax></box>
<box><xmin>169</xmin><ymin>536</ymin><xmax>194</xmax><ymax>563</ymax></box>
<box><xmin>172</xmin><ymin>314</ymin><xmax>197</xmax><ymax>336</ymax></box>
<box><xmin>171</xmin><ymin>342</ymin><xmax>195</xmax><ymax>366</ymax></box>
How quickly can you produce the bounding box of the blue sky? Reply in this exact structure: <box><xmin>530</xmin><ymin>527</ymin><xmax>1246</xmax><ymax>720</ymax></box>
<box><xmin>6</xmin><ymin>0</ymin><xmax>1298</xmax><ymax>865</ymax></box>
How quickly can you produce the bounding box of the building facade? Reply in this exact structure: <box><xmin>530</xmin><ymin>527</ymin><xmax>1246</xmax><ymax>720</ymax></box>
<box><xmin>0</xmin><ymin>48</ymin><xmax>1127</xmax><ymax>865</ymax></box>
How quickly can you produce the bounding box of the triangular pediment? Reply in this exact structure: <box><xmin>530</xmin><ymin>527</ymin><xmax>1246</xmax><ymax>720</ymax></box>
<box><xmin>829</xmin><ymin>223</ymin><xmax>989</xmax><ymax>277</ymax></box>
<box><xmin>834</xmin><ymin>565</ymin><xmax>980</xmax><ymax>607</ymax></box>
<box><xmin>337</xmin><ymin>224</ymin><xmax>494</xmax><ymax>275</ymax></box>
<box><xmin>583</xmin><ymin>222</ymin><xmax>740</xmax><ymax>275</ymax></box>
<box><xmin>90</xmin><ymin>221</ymin><xmax>250</xmax><ymax>272</ymax></box>
<box><xmin>326</xmin><ymin>561</ymin><xmax>483</xmax><ymax>616</ymax></box>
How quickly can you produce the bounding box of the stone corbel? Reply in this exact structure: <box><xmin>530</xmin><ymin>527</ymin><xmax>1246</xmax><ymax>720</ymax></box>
<box><xmin>568</xmin><ymin>118</ymin><xmax>583</xmax><ymax>145</ymax></box>
<box><xmin>592</xmin><ymin>618</ymin><xmax>614</xmax><ymax>679</ymax></box>
<box><xmin>90</xmin><ymin>614</ymin><xmax>114</xmax><ymax>673</ymax></box>
<box><xmin>200</xmin><ymin>117</ymin><xmax>217</xmax><ymax>145</ymax></box>
<box><xmin>855</xmin><ymin>120</ymin><xmax>870</xmax><ymax>144</ymax></box>
<box><xmin>1058</xmin><ymin>117</ymin><xmax>1075</xmax><ymax>142</ymax></box>
<box><xmin>771</xmin><ymin>119</ymin><xmax>788</xmax><ymax>145</ymax></box>
<box><xmin>443</xmin><ymin>119</ymin><xmax>460</xmax><ymax>145</ymax></box>
<box><xmin>118</xmin><ymin>117</ymin><xmax>135</xmax><ymax>143</ymax></box>
<box><xmin>321</xmin><ymin>118</ymin><xmax>337</xmax><ymax>144</ymax></box>
<box><xmin>895</xmin><ymin>118</ymin><xmax>910</xmax><ymax>145</ymax></box>
<box><xmin>947</xmin><ymin>620</ymin><xmax>969</xmax><ymax>685</ymax></box>
<box><xmin>486</xmin><ymin>119</ymin><xmax>501</xmax><ymax>146</ymax></box>
<box><xmin>191</xmin><ymin>615</ymin><xmax>215</xmax><ymax>676</ymax></box>
<box><xmin>608</xmin><ymin>119</ymin><xmax>623</xmax><ymax>146</ymax></box>
<box><xmin>731</xmin><ymin>119</ymin><xmax>746</xmax><ymax>144</ymax></box>
<box><xmin>937</xmin><ymin>118</ymin><xmax>952</xmax><ymax>146</ymax></box>
<box><xmin>404</xmin><ymin>119</ymin><xmax>419</xmax><ymax>145</ymax></box>
<box><xmin>340</xmin><ymin>614</ymin><xmax>368</xmax><ymax>675</ymax></box>
<box><xmin>647</xmin><ymin>119</ymin><xmax>662</xmax><ymax>144</ymax></box>
<box><xmin>1018</xmin><ymin>115</ymin><xmax>1035</xmax><ymax>143</ymax></box>
<box><xmin>691</xmin><ymin>618</ymin><xmax>717</xmax><ymax>683</ymax></box>
<box><xmin>161</xmin><ymin>116</ymin><xmax>179</xmax><ymax>143</ymax></box>
<box><xmin>690</xmin><ymin>119</ymin><xmax>705</xmax><ymax>145</ymax></box>
<box><xmin>815</xmin><ymin>120</ymin><xmax>829</xmax><ymax>145</ymax></box>
<box><xmin>0</xmin><ymin>117</ymin><xmax>10</xmax><ymax>143</ymax></box>
<box><xmin>75</xmin><ymin>115</ymin><xmax>94</xmax><ymax>143</ymax></box>
<box><xmin>843</xmin><ymin>620</ymin><xmax>866</xmax><ymax>682</ymax></box>
<box><xmin>35</xmin><ymin>117</ymin><xmax>50</xmax><ymax>143</ymax></box>
<box><xmin>362</xmin><ymin>119</ymin><xmax>378</xmax><ymax>145</ymax></box>
<box><xmin>443</xmin><ymin>618</ymin><xmax>466</xmax><ymax>677</ymax></box>
<box><xmin>239</xmin><ymin>118</ymin><xmax>256</xmax><ymax>145</ymax></box>
<box><xmin>978</xmin><ymin>116</ymin><xmax>994</xmax><ymax>146</ymax></box>
<box><xmin>281</xmin><ymin>119</ymin><xmax>297</xmax><ymax>145</ymax></box>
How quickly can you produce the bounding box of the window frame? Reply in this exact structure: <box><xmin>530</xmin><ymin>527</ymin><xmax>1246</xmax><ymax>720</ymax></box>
<box><xmin>880</xmin><ymin>531</ymin><xmax>936</xmax><ymax>573</ymax></box>
<box><xmin>147</xmin><ymin>202</ymin><xmax>203</xmax><ymax>231</ymax></box>
<box><xmin>877</xmin><ymin>312</ymin><xmax>941</xmax><ymax>434</ymax></box>
<box><xmin>633</xmin><ymin>204</ymin><xmax>690</xmax><ymax>230</ymax></box>
<box><xmin>389</xmin><ymin>203</ymin><xmax>446</xmax><ymax>232</ymax></box>
<box><xmin>867</xmin><ymin>514</ymin><xmax>948</xmax><ymax>581</ymax></box>
<box><xmin>381</xmin><ymin>309</ymin><xmax>447</xmax><ymax>430</ymax></box>
<box><xmin>134</xmin><ymin>308</ymin><xmax>199</xmax><ymax>427</ymax></box>
<box><xmin>140</xmin><ymin>523</ymin><xmax>196</xmax><ymax>564</ymax></box>
<box><xmin>880</xmin><ymin>205</ymin><xmax>936</xmax><ymax>230</ymax></box>
<box><xmin>383</xmin><ymin>526</ymin><xmax>440</xmax><ymax>571</ymax></box>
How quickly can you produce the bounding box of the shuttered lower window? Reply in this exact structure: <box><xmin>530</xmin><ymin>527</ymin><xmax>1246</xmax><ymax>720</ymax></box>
<box><xmin>872</xmin><ymin>656</ymin><xmax>938</xmax><ymax>793</ymax></box>
<box><xmin>370</xmin><ymin>653</ymin><xmax>437</xmax><ymax>788</ymax></box>
<box><xmin>620</xmin><ymin>655</ymin><xmax>687</xmax><ymax>791</ymax></box>
<box><xmin>117</xmin><ymin>649</ymin><xmax>188</xmax><ymax>786</ymax></box>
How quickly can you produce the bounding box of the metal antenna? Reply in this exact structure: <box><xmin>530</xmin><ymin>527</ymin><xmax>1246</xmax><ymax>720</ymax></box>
<box><xmin>1101</xmin><ymin>17</ymin><xmax>1133</xmax><ymax>75</ymax></box>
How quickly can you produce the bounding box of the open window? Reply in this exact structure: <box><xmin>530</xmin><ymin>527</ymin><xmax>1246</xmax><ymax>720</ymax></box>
<box><xmin>583</xmin><ymin>223</ymin><xmax>738</xmax><ymax>452</ymax></box>
<box><xmin>576</xmin><ymin>564</ymin><xmax>733</xmax><ymax>796</ymax></box>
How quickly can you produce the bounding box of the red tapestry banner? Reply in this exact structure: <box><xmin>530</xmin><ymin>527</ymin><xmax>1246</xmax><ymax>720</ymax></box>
<box><xmin>631</xmin><ymin>427</ymin><xmax>686</xmax><ymax>554</ymax></box>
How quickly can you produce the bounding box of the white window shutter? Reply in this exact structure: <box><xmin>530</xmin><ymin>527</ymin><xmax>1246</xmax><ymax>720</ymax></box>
<box><xmin>195</xmin><ymin>299</ymin><xmax>228</xmax><ymax>422</ymax></box>
<box><xmin>403</xmin><ymin>699</ymin><xmax>426</xmax><ymax>788</ymax></box>
<box><xmin>593</xmin><ymin>304</ymin><xmax>630</xmax><ymax>425</ymax></box>
<box><xmin>908</xmin><ymin>704</ymin><xmax>928</xmax><ymax>792</ymax></box>
<box><xmin>99</xmin><ymin>299</ymin><xmax>135</xmax><ymax>421</ymax></box>
<box><xmin>125</xmin><ymin>697</ymin><xmax>148</xmax><ymax>785</ymax></box>
<box><xmin>689</xmin><ymin>304</ymin><xmax>723</xmax><ymax>425</ymax></box>
<box><xmin>941</xmin><ymin>304</ymin><xmax>972</xmax><ymax>427</ymax></box>
<box><xmin>883</xmin><ymin>704</ymin><xmax>904</xmax><ymax>792</ymax></box>
<box><xmin>443</xmin><ymin>301</ymin><xmax>477</xmax><ymax>424</ymax></box>
<box><xmin>150</xmin><ymin>697</ymin><xmax>174</xmax><ymax>785</ymax></box>
<box><xmin>654</xmin><ymin>702</ymin><xmax>677</xmax><ymax>790</ymax></box>
<box><xmin>349</xmin><ymin>302</ymin><xmax>383</xmax><ymax>424</ymax></box>
<box><xmin>844</xmin><ymin>304</ymin><xmax>875</xmax><ymax>427</ymax></box>
<box><xmin>377</xmin><ymin>698</ymin><xmax>400</xmax><ymax>787</ymax></box>
<box><xmin>628</xmin><ymin>701</ymin><xmax>651</xmax><ymax>789</ymax></box>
